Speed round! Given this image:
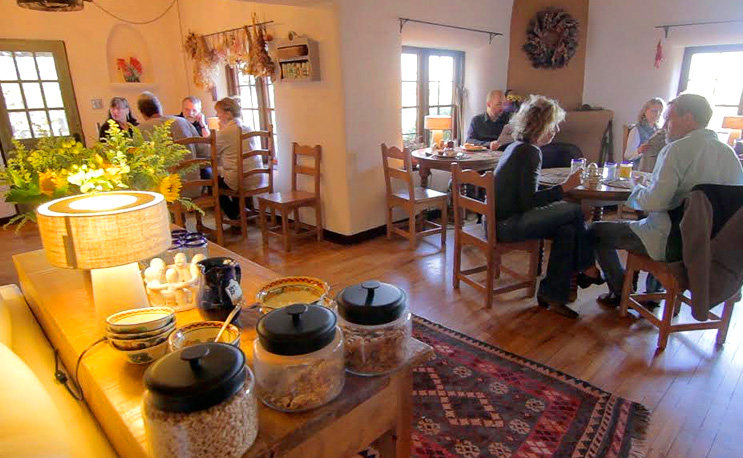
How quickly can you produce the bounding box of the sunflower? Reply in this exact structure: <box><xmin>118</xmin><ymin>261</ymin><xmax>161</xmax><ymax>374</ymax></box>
<box><xmin>158</xmin><ymin>174</ymin><xmax>182</xmax><ymax>202</ymax></box>
<box><xmin>38</xmin><ymin>171</ymin><xmax>57</xmax><ymax>197</ymax></box>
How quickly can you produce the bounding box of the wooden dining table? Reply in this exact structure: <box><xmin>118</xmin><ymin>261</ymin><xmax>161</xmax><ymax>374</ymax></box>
<box><xmin>411</xmin><ymin>147</ymin><xmax>502</xmax><ymax>188</ymax></box>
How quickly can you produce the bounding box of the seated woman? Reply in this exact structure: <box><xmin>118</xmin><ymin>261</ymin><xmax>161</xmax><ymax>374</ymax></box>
<box><xmin>98</xmin><ymin>97</ymin><xmax>138</xmax><ymax>139</ymax></box>
<box><xmin>624</xmin><ymin>97</ymin><xmax>665</xmax><ymax>171</ymax></box>
<box><xmin>214</xmin><ymin>97</ymin><xmax>263</xmax><ymax>221</ymax></box>
<box><xmin>494</xmin><ymin>95</ymin><xmax>603</xmax><ymax>318</ymax></box>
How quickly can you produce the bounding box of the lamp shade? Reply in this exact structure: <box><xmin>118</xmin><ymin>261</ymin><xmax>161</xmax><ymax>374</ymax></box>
<box><xmin>722</xmin><ymin>116</ymin><xmax>743</xmax><ymax>130</ymax></box>
<box><xmin>424</xmin><ymin>115</ymin><xmax>452</xmax><ymax>131</ymax></box>
<box><xmin>36</xmin><ymin>191</ymin><xmax>171</xmax><ymax>270</ymax></box>
<box><xmin>207</xmin><ymin>117</ymin><xmax>220</xmax><ymax>131</ymax></box>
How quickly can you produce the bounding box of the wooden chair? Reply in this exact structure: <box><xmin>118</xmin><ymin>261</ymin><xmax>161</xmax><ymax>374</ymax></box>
<box><xmin>217</xmin><ymin>127</ymin><xmax>274</xmax><ymax>240</ymax></box>
<box><xmin>257</xmin><ymin>143</ymin><xmax>323</xmax><ymax>252</ymax></box>
<box><xmin>619</xmin><ymin>252</ymin><xmax>736</xmax><ymax>350</ymax></box>
<box><xmin>381</xmin><ymin>143</ymin><xmax>447</xmax><ymax>249</ymax></box>
<box><xmin>618</xmin><ymin>124</ymin><xmax>641</xmax><ymax>221</ymax></box>
<box><xmin>171</xmin><ymin>132</ymin><xmax>224</xmax><ymax>245</ymax></box>
<box><xmin>451</xmin><ymin>163</ymin><xmax>540</xmax><ymax>309</ymax></box>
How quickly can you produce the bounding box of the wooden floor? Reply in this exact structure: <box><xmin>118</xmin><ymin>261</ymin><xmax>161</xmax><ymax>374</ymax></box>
<box><xmin>1</xmin><ymin>219</ymin><xmax>741</xmax><ymax>458</ymax></box>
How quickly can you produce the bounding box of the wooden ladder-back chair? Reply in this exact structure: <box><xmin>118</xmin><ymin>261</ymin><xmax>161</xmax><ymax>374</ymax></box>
<box><xmin>451</xmin><ymin>163</ymin><xmax>540</xmax><ymax>309</ymax></box>
<box><xmin>381</xmin><ymin>143</ymin><xmax>447</xmax><ymax>249</ymax></box>
<box><xmin>619</xmin><ymin>253</ymin><xmax>736</xmax><ymax>350</ymax></box>
<box><xmin>257</xmin><ymin>143</ymin><xmax>323</xmax><ymax>252</ymax></box>
<box><xmin>171</xmin><ymin>132</ymin><xmax>223</xmax><ymax>245</ymax></box>
<box><xmin>218</xmin><ymin>127</ymin><xmax>274</xmax><ymax>240</ymax></box>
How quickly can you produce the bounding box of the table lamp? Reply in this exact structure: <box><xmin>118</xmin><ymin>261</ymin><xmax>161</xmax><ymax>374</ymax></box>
<box><xmin>207</xmin><ymin>117</ymin><xmax>221</xmax><ymax>131</ymax></box>
<box><xmin>722</xmin><ymin>116</ymin><xmax>743</xmax><ymax>148</ymax></box>
<box><xmin>36</xmin><ymin>191</ymin><xmax>171</xmax><ymax>327</ymax></box>
<box><xmin>424</xmin><ymin>115</ymin><xmax>452</xmax><ymax>146</ymax></box>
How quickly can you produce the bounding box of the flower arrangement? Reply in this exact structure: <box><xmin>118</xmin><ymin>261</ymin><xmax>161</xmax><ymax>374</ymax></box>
<box><xmin>0</xmin><ymin>120</ymin><xmax>194</xmax><ymax>228</ymax></box>
<box><xmin>505</xmin><ymin>91</ymin><xmax>523</xmax><ymax>114</ymax></box>
<box><xmin>117</xmin><ymin>57</ymin><xmax>143</xmax><ymax>83</ymax></box>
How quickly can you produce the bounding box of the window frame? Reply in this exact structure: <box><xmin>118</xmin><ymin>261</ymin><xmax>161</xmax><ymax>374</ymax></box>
<box><xmin>401</xmin><ymin>46</ymin><xmax>465</xmax><ymax>144</ymax></box>
<box><xmin>678</xmin><ymin>44</ymin><xmax>743</xmax><ymax>117</ymax></box>
<box><xmin>225</xmin><ymin>66</ymin><xmax>277</xmax><ymax>156</ymax></box>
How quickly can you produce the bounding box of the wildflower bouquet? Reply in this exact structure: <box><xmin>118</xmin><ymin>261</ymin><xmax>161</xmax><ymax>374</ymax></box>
<box><xmin>0</xmin><ymin>120</ymin><xmax>193</xmax><ymax>227</ymax></box>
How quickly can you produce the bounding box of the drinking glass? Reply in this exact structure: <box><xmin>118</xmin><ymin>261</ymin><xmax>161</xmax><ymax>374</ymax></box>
<box><xmin>570</xmin><ymin>158</ymin><xmax>587</xmax><ymax>174</ymax></box>
<box><xmin>619</xmin><ymin>162</ymin><xmax>633</xmax><ymax>179</ymax></box>
<box><xmin>603</xmin><ymin>162</ymin><xmax>617</xmax><ymax>179</ymax></box>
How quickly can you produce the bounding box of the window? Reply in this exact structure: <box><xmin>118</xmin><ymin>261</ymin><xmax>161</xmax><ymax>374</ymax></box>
<box><xmin>401</xmin><ymin>47</ymin><xmax>464</xmax><ymax>147</ymax></box>
<box><xmin>0</xmin><ymin>40</ymin><xmax>83</xmax><ymax>151</ymax></box>
<box><xmin>678</xmin><ymin>44</ymin><xmax>743</xmax><ymax>141</ymax></box>
<box><xmin>226</xmin><ymin>66</ymin><xmax>278</xmax><ymax>157</ymax></box>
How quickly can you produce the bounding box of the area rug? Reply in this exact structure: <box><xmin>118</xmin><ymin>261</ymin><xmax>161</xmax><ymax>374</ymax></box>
<box><xmin>404</xmin><ymin>316</ymin><xmax>650</xmax><ymax>458</ymax></box>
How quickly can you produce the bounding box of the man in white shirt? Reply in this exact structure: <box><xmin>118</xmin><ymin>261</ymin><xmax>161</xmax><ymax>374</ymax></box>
<box><xmin>589</xmin><ymin>94</ymin><xmax>743</xmax><ymax>307</ymax></box>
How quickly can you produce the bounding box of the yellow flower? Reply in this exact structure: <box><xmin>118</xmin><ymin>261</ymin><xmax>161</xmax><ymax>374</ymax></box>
<box><xmin>38</xmin><ymin>171</ymin><xmax>57</xmax><ymax>196</ymax></box>
<box><xmin>158</xmin><ymin>174</ymin><xmax>182</xmax><ymax>202</ymax></box>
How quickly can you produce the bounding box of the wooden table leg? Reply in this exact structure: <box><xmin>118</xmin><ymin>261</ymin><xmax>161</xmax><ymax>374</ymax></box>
<box><xmin>375</xmin><ymin>369</ymin><xmax>414</xmax><ymax>458</ymax></box>
<box><xmin>419</xmin><ymin>166</ymin><xmax>431</xmax><ymax>188</ymax></box>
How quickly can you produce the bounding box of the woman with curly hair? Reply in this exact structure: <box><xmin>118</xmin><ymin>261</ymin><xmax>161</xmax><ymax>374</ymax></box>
<box><xmin>493</xmin><ymin>95</ymin><xmax>603</xmax><ymax>317</ymax></box>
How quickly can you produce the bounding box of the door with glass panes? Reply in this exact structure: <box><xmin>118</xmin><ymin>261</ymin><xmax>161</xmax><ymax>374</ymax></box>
<box><xmin>0</xmin><ymin>40</ymin><xmax>83</xmax><ymax>155</ymax></box>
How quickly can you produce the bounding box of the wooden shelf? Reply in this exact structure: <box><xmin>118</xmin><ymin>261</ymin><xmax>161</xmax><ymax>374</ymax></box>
<box><xmin>109</xmin><ymin>82</ymin><xmax>159</xmax><ymax>90</ymax></box>
<box><xmin>276</xmin><ymin>37</ymin><xmax>320</xmax><ymax>82</ymax></box>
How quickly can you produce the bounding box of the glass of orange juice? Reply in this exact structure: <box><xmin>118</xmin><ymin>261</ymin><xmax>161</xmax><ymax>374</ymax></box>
<box><xmin>619</xmin><ymin>162</ymin><xmax>633</xmax><ymax>179</ymax></box>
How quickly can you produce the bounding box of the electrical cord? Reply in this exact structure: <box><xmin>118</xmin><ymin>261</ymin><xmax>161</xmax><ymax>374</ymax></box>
<box><xmin>54</xmin><ymin>337</ymin><xmax>107</xmax><ymax>403</ymax></box>
<box><xmin>91</xmin><ymin>0</ymin><xmax>178</xmax><ymax>25</ymax></box>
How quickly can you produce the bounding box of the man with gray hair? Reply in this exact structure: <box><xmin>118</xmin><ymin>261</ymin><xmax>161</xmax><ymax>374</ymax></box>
<box><xmin>137</xmin><ymin>91</ymin><xmax>208</xmax><ymax>158</ymax></box>
<box><xmin>178</xmin><ymin>96</ymin><xmax>210</xmax><ymax>138</ymax></box>
<box><xmin>466</xmin><ymin>89</ymin><xmax>512</xmax><ymax>150</ymax></box>
<box><xmin>589</xmin><ymin>93</ymin><xmax>743</xmax><ymax>307</ymax></box>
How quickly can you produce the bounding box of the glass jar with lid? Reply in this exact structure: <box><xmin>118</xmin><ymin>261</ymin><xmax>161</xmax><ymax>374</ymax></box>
<box><xmin>253</xmin><ymin>303</ymin><xmax>345</xmax><ymax>412</ymax></box>
<box><xmin>336</xmin><ymin>280</ymin><xmax>411</xmax><ymax>376</ymax></box>
<box><xmin>143</xmin><ymin>343</ymin><xmax>258</xmax><ymax>458</ymax></box>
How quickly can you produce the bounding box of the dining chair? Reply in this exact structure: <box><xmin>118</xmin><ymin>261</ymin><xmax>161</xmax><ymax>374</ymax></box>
<box><xmin>171</xmin><ymin>132</ymin><xmax>224</xmax><ymax>245</ymax></box>
<box><xmin>381</xmin><ymin>143</ymin><xmax>447</xmax><ymax>249</ymax></box>
<box><xmin>451</xmin><ymin>163</ymin><xmax>540</xmax><ymax>309</ymax></box>
<box><xmin>257</xmin><ymin>143</ymin><xmax>322</xmax><ymax>252</ymax></box>
<box><xmin>217</xmin><ymin>127</ymin><xmax>274</xmax><ymax>240</ymax></box>
<box><xmin>619</xmin><ymin>253</ymin><xmax>736</xmax><ymax>350</ymax></box>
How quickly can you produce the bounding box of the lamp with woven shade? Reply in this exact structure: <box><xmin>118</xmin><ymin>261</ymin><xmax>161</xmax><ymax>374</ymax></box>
<box><xmin>722</xmin><ymin>116</ymin><xmax>743</xmax><ymax>147</ymax></box>
<box><xmin>424</xmin><ymin>115</ymin><xmax>453</xmax><ymax>147</ymax></box>
<box><xmin>36</xmin><ymin>191</ymin><xmax>171</xmax><ymax>328</ymax></box>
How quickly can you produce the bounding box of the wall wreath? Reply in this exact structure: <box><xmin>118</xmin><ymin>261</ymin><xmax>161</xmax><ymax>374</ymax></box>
<box><xmin>522</xmin><ymin>8</ymin><xmax>580</xmax><ymax>69</ymax></box>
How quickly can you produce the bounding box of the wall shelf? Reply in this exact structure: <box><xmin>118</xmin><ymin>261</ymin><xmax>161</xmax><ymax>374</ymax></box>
<box><xmin>110</xmin><ymin>82</ymin><xmax>159</xmax><ymax>90</ymax></box>
<box><xmin>277</xmin><ymin>37</ymin><xmax>320</xmax><ymax>82</ymax></box>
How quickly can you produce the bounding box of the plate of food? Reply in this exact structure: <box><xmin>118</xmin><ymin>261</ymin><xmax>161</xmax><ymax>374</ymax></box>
<box><xmin>431</xmin><ymin>151</ymin><xmax>465</xmax><ymax>159</ymax></box>
<box><xmin>463</xmin><ymin>143</ymin><xmax>487</xmax><ymax>152</ymax></box>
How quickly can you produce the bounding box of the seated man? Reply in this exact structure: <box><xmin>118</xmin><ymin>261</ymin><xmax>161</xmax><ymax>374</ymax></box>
<box><xmin>178</xmin><ymin>96</ymin><xmax>210</xmax><ymax>138</ymax></box>
<box><xmin>589</xmin><ymin>93</ymin><xmax>743</xmax><ymax>307</ymax></box>
<box><xmin>466</xmin><ymin>89</ymin><xmax>512</xmax><ymax>150</ymax></box>
<box><xmin>137</xmin><ymin>91</ymin><xmax>208</xmax><ymax>159</ymax></box>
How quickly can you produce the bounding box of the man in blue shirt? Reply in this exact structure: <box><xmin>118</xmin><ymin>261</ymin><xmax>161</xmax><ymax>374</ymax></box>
<box><xmin>466</xmin><ymin>90</ymin><xmax>511</xmax><ymax>150</ymax></box>
<box><xmin>589</xmin><ymin>94</ymin><xmax>743</xmax><ymax>307</ymax></box>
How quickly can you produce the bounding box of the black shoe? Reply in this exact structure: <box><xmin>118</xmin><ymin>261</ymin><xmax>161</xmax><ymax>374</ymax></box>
<box><xmin>596</xmin><ymin>292</ymin><xmax>621</xmax><ymax>308</ymax></box>
<box><xmin>537</xmin><ymin>296</ymin><xmax>579</xmax><ymax>319</ymax></box>
<box><xmin>577</xmin><ymin>272</ymin><xmax>606</xmax><ymax>289</ymax></box>
<box><xmin>638</xmin><ymin>299</ymin><xmax>660</xmax><ymax>310</ymax></box>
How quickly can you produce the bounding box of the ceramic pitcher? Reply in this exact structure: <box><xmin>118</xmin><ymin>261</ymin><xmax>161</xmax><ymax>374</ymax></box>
<box><xmin>196</xmin><ymin>257</ymin><xmax>243</xmax><ymax>322</ymax></box>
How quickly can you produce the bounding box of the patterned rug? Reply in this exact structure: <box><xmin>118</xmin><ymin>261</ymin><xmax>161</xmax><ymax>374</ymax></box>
<box><xmin>400</xmin><ymin>316</ymin><xmax>651</xmax><ymax>458</ymax></box>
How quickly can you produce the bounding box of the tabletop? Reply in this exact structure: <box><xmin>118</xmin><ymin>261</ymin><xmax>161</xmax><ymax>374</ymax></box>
<box><xmin>411</xmin><ymin>147</ymin><xmax>502</xmax><ymax>170</ymax></box>
<box><xmin>538</xmin><ymin>167</ymin><xmax>651</xmax><ymax>201</ymax></box>
<box><xmin>13</xmin><ymin>245</ymin><xmax>433</xmax><ymax>458</ymax></box>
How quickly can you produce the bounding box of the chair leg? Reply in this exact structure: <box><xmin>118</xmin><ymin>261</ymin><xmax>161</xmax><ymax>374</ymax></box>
<box><xmin>212</xmin><ymin>203</ymin><xmax>225</xmax><ymax>246</ymax></box>
<box><xmin>657</xmin><ymin>286</ymin><xmax>678</xmax><ymax>350</ymax></box>
<box><xmin>527</xmin><ymin>246</ymin><xmax>539</xmax><ymax>297</ymax></box>
<box><xmin>485</xmin><ymin>248</ymin><xmax>495</xmax><ymax>309</ymax></box>
<box><xmin>408</xmin><ymin>211</ymin><xmax>417</xmax><ymax>250</ymax></box>
<box><xmin>619</xmin><ymin>258</ymin><xmax>637</xmax><ymax>318</ymax></box>
<box><xmin>315</xmin><ymin>201</ymin><xmax>323</xmax><ymax>241</ymax></box>
<box><xmin>258</xmin><ymin>200</ymin><xmax>268</xmax><ymax>246</ymax></box>
<box><xmin>716</xmin><ymin>299</ymin><xmax>735</xmax><ymax>346</ymax></box>
<box><xmin>239</xmin><ymin>195</ymin><xmax>248</xmax><ymax>241</ymax></box>
<box><xmin>386</xmin><ymin>206</ymin><xmax>393</xmax><ymax>240</ymax></box>
<box><xmin>281</xmin><ymin>208</ymin><xmax>292</xmax><ymax>252</ymax></box>
<box><xmin>440</xmin><ymin>200</ymin><xmax>447</xmax><ymax>247</ymax></box>
<box><xmin>293</xmin><ymin>208</ymin><xmax>301</xmax><ymax>235</ymax></box>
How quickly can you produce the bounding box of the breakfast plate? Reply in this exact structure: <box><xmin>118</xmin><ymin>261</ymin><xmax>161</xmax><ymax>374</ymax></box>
<box><xmin>463</xmin><ymin>144</ymin><xmax>487</xmax><ymax>152</ymax></box>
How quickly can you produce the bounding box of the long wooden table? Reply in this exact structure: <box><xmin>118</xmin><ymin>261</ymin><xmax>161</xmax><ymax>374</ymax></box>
<box><xmin>13</xmin><ymin>245</ymin><xmax>433</xmax><ymax>458</ymax></box>
<box><xmin>411</xmin><ymin>147</ymin><xmax>502</xmax><ymax>188</ymax></box>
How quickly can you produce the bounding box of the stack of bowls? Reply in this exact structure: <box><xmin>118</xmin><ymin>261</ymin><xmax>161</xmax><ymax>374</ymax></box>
<box><xmin>106</xmin><ymin>307</ymin><xmax>176</xmax><ymax>364</ymax></box>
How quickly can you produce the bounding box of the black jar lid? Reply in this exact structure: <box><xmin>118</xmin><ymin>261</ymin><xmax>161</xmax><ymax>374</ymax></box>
<box><xmin>143</xmin><ymin>343</ymin><xmax>248</xmax><ymax>413</ymax></box>
<box><xmin>337</xmin><ymin>280</ymin><xmax>407</xmax><ymax>326</ymax></box>
<box><xmin>256</xmin><ymin>304</ymin><xmax>337</xmax><ymax>356</ymax></box>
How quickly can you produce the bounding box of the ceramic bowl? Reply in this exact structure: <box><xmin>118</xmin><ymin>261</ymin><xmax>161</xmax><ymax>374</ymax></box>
<box><xmin>168</xmin><ymin>321</ymin><xmax>241</xmax><ymax>351</ymax></box>
<box><xmin>256</xmin><ymin>276</ymin><xmax>331</xmax><ymax>313</ymax></box>
<box><xmin>109</xmin><ymin>326</ymin><xmax>174</xmax><ymax>351</ymax></box>
<box><xmin>114</xmin><ymin>339</ymin><xmax>169</xmax><ymax>365</ymax></box>
<box><xmin>106</xmin><ymin>318</ymin><xmax>175</xmax><ymax>341</ymax></box>
<box><xmin>106</xmin><ymin>307</ymin><xmax>175</xmax><ymax>334</ymax></box>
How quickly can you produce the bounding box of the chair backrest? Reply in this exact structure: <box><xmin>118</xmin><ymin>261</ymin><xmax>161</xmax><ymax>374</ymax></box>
<box><xmin>173</xmin><ymin>131</ymin><xmax>219</xmax><ymax>199</ymax></box>
<box><xmin>451</xmin><ymin>163</ymin><xmax>495</xmax><ymax>246</ymax></box>
<box><xmin>237</xmin><ymin>125</ymin><xmax>274</xmax><ymax>194</ymax></box>
<box><xmin>622</xmin><ymin>124</ymin><xmax>635</xmax><ymax>153</ymax></box>
<box><xmin>381</xmin><ymin>143</ymin><xmax>415</xmax><ymax>201</ymax></box>
<box><xmin>291</xmin><ymin>143</ymin><xmax>321</xmax><ymax>195</ymax></box>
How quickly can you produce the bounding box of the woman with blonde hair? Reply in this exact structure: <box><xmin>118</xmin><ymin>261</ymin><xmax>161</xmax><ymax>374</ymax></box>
<box><xmin>214</xmin><ymin>96</ymin><xmax>263</xmax><ymax>220</ymax></box>
<box><xmin>624</xmin><ymin>97</ymin><xmax>666</xmax><ymax>169</ymax></box>
<box><xmin>493</xmin><ymin>95</ymin><xmax>603</xmax><ymax>317</ymax></box>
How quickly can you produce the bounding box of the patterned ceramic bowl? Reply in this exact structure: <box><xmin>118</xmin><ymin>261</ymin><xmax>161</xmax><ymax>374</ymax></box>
<box><xmin>168</xmin><ymin>321</ymin><xmax>241</xmax><ymax>351</ymax></box>
<box><xmin>114</xmin><ymin>339</ymin><xmax>169</xmax><ymax>365</ymax></box>
<box><xmin>256</xmin><ymin>276</ymin><xmax>331</xmax><ymax>313</ymax></box>
<box><xmin>106</xmin><ymin>318</ymin><xmax>175</xmax><ymax>341</ymax></box>
<box><xmin>108</xmin><ymin>325</ymin><xmax>174</xmax><ymax>351</ymax></box>
<box><xmin>106</xmin><ymin>307</ymin><xmax>175</xmax><ymax>334</ymax></box>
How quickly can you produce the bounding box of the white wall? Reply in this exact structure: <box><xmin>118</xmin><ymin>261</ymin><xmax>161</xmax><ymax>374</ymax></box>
<box><xmin>584</xmin><ymin>0</ymin><xmax>743</xmax><ymax>160</ymax></box>
<box><xmin>338</xmin><ymin>0</ymin><xmax>512</xmax><ymax>233</ymax></box>
<box><xmin>0</xmin><ymin>0</ymin><xmax>187</xmax><ymax>145</ymax></box>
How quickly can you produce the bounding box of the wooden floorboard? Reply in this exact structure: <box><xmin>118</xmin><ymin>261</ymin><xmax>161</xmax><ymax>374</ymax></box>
<box><xmin>1</xmin><ymin>219</ymin><xmax>741</xmax><ymax>458</ymax></box>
